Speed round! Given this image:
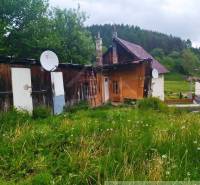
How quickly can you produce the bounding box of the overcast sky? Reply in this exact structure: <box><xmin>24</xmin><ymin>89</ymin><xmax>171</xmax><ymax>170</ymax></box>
<box><xmin>49</xmin><ymin>0</ymin><xmax>200</xmax><ymax>47</ymax></box>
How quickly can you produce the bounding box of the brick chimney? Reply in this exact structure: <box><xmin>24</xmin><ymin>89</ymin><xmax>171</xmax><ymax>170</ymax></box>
<box><xmin>112</xmin><ymin>26</ymin><xmax>118</xmax><ymax>64</ymax></box>
<box><xmin>95</xmin><ymin>32</ymin><xmax>103</xmax><ymax>66</ymax></box>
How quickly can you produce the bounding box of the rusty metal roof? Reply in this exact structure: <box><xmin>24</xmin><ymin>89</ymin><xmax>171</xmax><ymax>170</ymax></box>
<box><xmin>114</xmin><ymin>37</ymin><xmax>169</xmax><ymax>74</ymax></box>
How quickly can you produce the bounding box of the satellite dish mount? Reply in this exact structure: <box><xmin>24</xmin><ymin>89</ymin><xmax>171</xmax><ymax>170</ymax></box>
<box><xmin>152</xmin><ymin>68</ymin><xmax>159</xmax><ymax>79</ymax></box>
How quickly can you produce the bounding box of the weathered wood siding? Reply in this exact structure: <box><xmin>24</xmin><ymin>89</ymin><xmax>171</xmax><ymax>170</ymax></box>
<box><xmin>108</xmin><ymin>64</ymin><xmax>146</xmax><ymax>102</ymax></box>
<box><xmin>0</xmin><ymin>64</ymin><xmax>12</xmax><ymax>111</ymax></box>
<box><xmin>0</xmin><ymin>59</ymin><xmax>150</xmax><ymax>111</ymax></box>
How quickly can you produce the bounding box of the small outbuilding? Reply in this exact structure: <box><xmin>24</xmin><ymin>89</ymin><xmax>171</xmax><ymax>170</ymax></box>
<box><xmin>96</xmin><ymin>34</ymin><xmax>168</xmax><ymax>101</ymax></box>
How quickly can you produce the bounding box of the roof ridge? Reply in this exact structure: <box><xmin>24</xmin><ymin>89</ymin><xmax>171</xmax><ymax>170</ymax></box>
<box><xmin>116</xmin><ymin>37</ymin><xmax>142</xmax><ymax>48</ymax></box>
<box><xmin>113</xmin><ymin>37</ymin><xmax>169</xmax><ymax>74</ymax></box>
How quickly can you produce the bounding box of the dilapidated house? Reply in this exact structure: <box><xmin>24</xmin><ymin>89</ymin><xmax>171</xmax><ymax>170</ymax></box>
<box><xmin>0</xmin><ymin>32</ymin><xmax>168</xmax><ymax>113</ymax></box>
<box><xmin>96</xmin><ymin>33</ymin><xmax>168</xmax><ymax>102</ymax></box>
<box><xmin>0</xmin><ymin>57</ymin><xmax>99</xmax><ymax>112</ymax></box>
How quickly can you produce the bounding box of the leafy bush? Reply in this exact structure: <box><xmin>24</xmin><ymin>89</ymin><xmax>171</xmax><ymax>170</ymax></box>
<box><xmin>124</xmin><ymin>98</ymin><xmax>137</xmax><ymax>106</ymax></box>
<box><xmin>32</xmin><ymin>173</ymin><xmax>52</xmax><ymax>185</ymax></box>
<box><xmin>32</xmin><ymin>106</ymin><xmax>51</xmax><ymax>119</ymax></box>
<box><xmin>64</xmin><ymin>101</ymin><xmax>89</xmax><ymax>113</ymax></box>
<box><xmin>0</xmin><ymin>109</ymin><xmax>31</xmax><ymax>132</ymax></box>
<box><xmin>137</xmin><ymin>97</ymin><xmax>168</xmax><ymax>111</ymax></box>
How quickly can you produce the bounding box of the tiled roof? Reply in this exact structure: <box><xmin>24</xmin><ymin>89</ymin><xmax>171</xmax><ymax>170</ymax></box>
<box><xmin>114</xmin><ymin>37</ymin><xmax>169</xmax><ymax>74</ymax></box>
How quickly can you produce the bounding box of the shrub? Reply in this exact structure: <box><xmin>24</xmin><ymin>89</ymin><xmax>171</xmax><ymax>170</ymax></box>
<box><xmin>64</xmin><ymin>101</ymin><xmax>89</xmax><ymax>113</ymax></box>
<box><xmin>32</xmin><ymin>173</ymin><xmax>52</xmax><ymax>185</ymax></box>
<box><xmin>33</xmin><ymin>106</ymin><xmax>51</xmax><ymax>119</ymax></box>
<box><xmin>0</xmin><ymin>109</ymin><xmax>31</xmax><ymax>132</ymax></box>
<box><xmin>137</xmin><ymin>97</ymin><xmax>168</xmax><ymax>111</ymax></box>
<box><xmin>124</xmin><ymin>98</ymin><xmax>137</xmax><ymax>106</ymax></box>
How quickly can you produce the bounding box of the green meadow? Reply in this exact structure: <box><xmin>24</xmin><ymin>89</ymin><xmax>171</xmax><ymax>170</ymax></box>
<box><xmin>165</xmin><ymin>73</ymin><xmax>194</xmax><ymax>99</ymax></box>
<box><xmin>0</xmin><ymin>102</ymin><xmax>200</xmax><ymax>184</ymax></box>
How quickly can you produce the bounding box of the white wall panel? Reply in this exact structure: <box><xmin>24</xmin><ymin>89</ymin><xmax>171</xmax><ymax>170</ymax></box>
<box><xmin>11</xmin><ymin>68</ymin><xmax>33</xmax><ymax>113</ymax></box>
<box><xmin>151</xmin><ymin>74</ymin><xmax>165</xmax><ymax>101</ymax></box>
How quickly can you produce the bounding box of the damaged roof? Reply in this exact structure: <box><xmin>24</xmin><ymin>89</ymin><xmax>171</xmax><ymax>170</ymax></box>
<box><xmin>114</xmin><ymin>37</ymin><xmax>169</xmax><ymax>74</ymax></box>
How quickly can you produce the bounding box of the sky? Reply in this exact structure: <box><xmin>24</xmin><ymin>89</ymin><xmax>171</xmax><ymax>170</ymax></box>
<box><xmin>49</xmin><ymin>0</ymin><xmax>200</xmax><ymax>48</ymax></box>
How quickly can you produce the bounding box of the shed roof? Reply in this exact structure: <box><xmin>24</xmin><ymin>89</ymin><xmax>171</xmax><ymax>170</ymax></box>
<box><xmin>114</xmin><ymin>37</ymin><xmax>169</xmax><ymax>74</ymax></box>
<box><xmin>0</xmin><ymin>56</ymin><xmax>92</xmax><ymax>70</ymax></box>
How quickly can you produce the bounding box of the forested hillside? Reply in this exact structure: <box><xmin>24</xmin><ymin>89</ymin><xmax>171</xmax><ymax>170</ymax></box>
<box><xmin>88</xmin><ymin>24</ymin><xmax>200</xmax><ymax>78</ymax></box>
<box><xmin>88</xmin><ymin>24</ymin><xmax>189</xmax><ymax>53</ymax></box>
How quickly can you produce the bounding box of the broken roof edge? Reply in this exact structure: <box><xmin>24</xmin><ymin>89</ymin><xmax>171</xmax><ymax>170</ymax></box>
<box><xmin>0</xmin><ymin>55</ymin><xmax>94</xmax><ymax>70</ymax></box>
<box><xmin>95</xmin><ymin>58</ymin><xmax>152</xmax><ymax>71</ymax></box>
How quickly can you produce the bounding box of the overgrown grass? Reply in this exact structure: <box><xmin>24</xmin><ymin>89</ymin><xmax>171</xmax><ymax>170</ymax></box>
<box><xmin>0</xmin><ymin>104</ymin><xmax>200</xmax><ymax>184</ymax></box>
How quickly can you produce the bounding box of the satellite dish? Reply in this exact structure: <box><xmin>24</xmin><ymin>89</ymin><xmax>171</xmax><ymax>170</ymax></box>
<box><xmin>40</xmin><ymin>50</ymin><xmax>59</xmax><ymax>71</ymax></box>
<box><xmin>152</xmin><ymin>68</ymin><xmax>159</xmax><ymax>79</ymax></box>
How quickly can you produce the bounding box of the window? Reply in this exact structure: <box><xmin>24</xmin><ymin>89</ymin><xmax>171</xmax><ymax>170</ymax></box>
<box><xmin>113</xmin><ymin>81</ymin><xmax>120</xmax><ymax>94</ymax></box>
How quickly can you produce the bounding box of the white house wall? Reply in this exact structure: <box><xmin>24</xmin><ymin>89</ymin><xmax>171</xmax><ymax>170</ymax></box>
<box><xmin>195</xmin><ymin>82</ymin><xmax>200</xmax><ymax>96</ymax></box>
<box><xmin>151</xmin><ymin>74</ymin><xmax>165</xmax><ymax>101</ymax></box>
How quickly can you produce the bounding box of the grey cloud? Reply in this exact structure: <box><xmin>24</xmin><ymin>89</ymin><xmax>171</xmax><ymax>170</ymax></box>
<box><xmin>49</xmin><ymin>0</ymin><xmax>200</xmax><ymax>47</ymax></box>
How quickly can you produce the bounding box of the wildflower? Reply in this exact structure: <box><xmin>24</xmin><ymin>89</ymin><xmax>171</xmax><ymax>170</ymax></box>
<box><xmin>146</xmin><ymin>124</ymin><xmax>149</xmax><ymax>127</ymax></box>
<box><xmin>161</xmin><ymin>154</ymin><xmax>167</xmax><ymax>159</ymax></box>
<box><xmin>166</xmin><ymin>171</ymin><xmax>170</xmax><ymax>175</ymax></box>
<box><xmin>193</xmin><ymin>140</ymin><xmax>198</xmax><ymax>144</ymax></box>
<box><xmin>150</xmin><ymin>148</ymin><xmax>157</xmax><ymax>152</ymax></box>
<box><xmin>187</xmin><ymin>172</ymin><xmax>191</xmax><ymax>176</ymax></box>
<box><xmin>181</xmin><ymin>125</ymin><xmax>186</xmax><ymax>129</ymax></box>
<box><xmin>172</xmin><ymin>164</ymin><xmax>177</xmax><ymax>169</ymax></box>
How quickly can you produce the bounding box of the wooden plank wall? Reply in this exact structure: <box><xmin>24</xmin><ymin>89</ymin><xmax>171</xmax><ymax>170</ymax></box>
<box><xmin>0</xmin><ymin>63</ymin><xmax>103</xmax><ymax>111</ymax></box>
<box><xmin>0</xmin><ymin>62</ymin><xmax>150</xmax><ymax>111</ymax></box>
<box><xmin>0</xmin><ymin>64</ymin><xmax>12</xmax><ymax>111</ymax></box>
<box><xmin>61</xmin><ymin>66</ymin><xmax>103</xmax><ymax>107</ymax></box>
<box><xmin>108</xmin><ymin>64</ymin><xmax>147</xmax><ymax>102</ymax></box>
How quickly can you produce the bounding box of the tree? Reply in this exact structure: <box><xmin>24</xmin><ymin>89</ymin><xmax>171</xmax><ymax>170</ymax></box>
<box><xmin>0</xmin><ymin>0</ymin><xmax>94</xmax><ymax>64</ymax></box>
<box><xmin>0</xmin><ymin>0</ymin><xmax>49</xmax><ymax>56</ymax></box>
<box><xmin>181</xmin><ymin>49</ymin><xmax>199</xmax><ymax>75</ymax></box>
<box><xmin>185</xmin><ymin>39</ymin><xmax>192</xmax><ymax>48</ymax></box>
<box><xmin>151</xmin><ymin>48</ymin><xmax>165</xmax><ymax>58</ymax></box>
<box><xmin>48</xmin><ymin>8</ymin><xmax>94</xmax><ymax>64</ymax></box>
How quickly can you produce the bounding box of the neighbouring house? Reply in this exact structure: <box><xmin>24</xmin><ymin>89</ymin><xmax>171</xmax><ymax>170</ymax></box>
<box><xmin>96</xmin><ymin>32</ymin><xmax>168</xmax><ymax>101</ymax></box>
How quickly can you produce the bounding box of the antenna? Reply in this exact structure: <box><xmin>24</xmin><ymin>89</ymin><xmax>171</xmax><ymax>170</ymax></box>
<box><xmin>152</xmin><ymin>68</ymin><xmax>159</xmax><ymax>79</ymax></box>
<box><xmin>113</xmin><ymin>25</ymin><xmax>118</xmax><ymax>38</ymax></box>
<box><xmin>40</xmin><ymin>50</ymin><xmax>59</xmax><ymax>72</ymax></box>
